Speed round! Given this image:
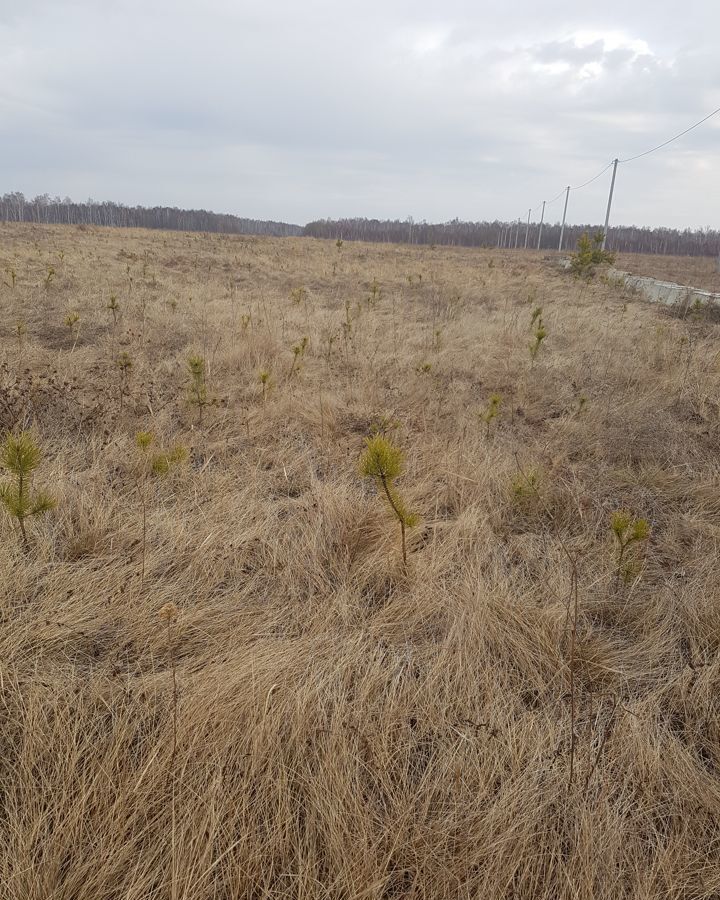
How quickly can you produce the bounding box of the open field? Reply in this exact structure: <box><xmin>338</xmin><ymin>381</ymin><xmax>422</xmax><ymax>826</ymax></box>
<box><xmin>1</xmin><ymin>223</ymin><xmax>720</xmax><ymax>899</ymax></box>
<box><xmin>615</xmin><ymin>251</ymin><xmax>720</xmax><ymax>294</ymax></box>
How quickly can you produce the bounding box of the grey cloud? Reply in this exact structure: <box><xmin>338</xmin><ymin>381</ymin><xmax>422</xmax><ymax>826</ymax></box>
<box><xmin>0</xmin><ymin>0</ymin><xmax>718</xmax><ymax>227</ymax></box>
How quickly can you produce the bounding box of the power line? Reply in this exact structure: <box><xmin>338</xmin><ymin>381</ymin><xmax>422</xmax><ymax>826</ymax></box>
<box><xmin>570</xmin><ymin>161</ymin><xmax>614</xmax><ymax>192</ymax></box>
<box><xmin>619</xmin><ymin>106</ymin><xmax>720</xmax><ymax>164</ymax></box>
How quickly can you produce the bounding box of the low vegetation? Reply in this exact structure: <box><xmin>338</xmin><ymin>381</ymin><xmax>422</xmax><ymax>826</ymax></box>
<box><xmin>1</xmin><ymin>221</ymin><xmax>719</xmax><ymax>899</ymax></box>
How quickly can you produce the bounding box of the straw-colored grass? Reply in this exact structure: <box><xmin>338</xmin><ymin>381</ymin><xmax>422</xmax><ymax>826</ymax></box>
<box><xmin>1</xmin><ymin>223</ymin><xmax>719</xmax><ymax>899</ymax></box>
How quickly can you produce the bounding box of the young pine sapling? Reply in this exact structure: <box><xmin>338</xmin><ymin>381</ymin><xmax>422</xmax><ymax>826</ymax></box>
<box><xmin>479</xmin><ymin>393</ymin><xmax>502</xmax><ymax>438</ymax></box>
<box><xmin>610</xmin><ymin>510</ymin><xmax>650</xmax><ymax>587</ymax></box>
<box><xmin>360</xmin><ymin>434</ymin><xmax>419</xmax><ymax>570</ymax></box>
<box><xmin>0</xmin><ymin>431</ymin><xmax>56</xmax><ymax>550</ymax></box>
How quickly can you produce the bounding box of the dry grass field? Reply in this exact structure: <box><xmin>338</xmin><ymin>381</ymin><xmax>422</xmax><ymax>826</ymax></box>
<box><xmin>1</xmin><ymin>223</ymin><xmax>720</xmax><ymax>900</ymax></box>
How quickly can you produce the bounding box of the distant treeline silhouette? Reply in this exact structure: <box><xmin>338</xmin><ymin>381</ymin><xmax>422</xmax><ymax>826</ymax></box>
<box><xmin>304</xmin><ymin>218</ymin><xmax>720</xmax><ymax>257</ymax></box>
<box><xmin>0</xmin><ymin>192</ymin><xmax>302</xmax><ymax>237</ymax></box>
<box><xmin>1</xmin><ymin>193</ymin><xmax>717</xmax><ymax>255</ymax></box>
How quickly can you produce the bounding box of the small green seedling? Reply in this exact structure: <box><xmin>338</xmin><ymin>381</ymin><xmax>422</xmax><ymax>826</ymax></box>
<box><xmin>529</xmin><ymin>317</ymin><xmax>547</xmax><ymax>366</ymax></box>
<box><xmin>360</xmin><ymin>434</ymin><xmax>419</xmax><ymax>569</ymax></box>
<box><xmin>135</xmin><ymin>432</ymin><xmax>187</xmax><ymax>591</ymax></box>
<box><xmin>510</xmin><ymin>468</ymin><xmax>542</xmax><ymax>515</ymax></box>
<box><xmin>610</xmin><ymin>510</ymin><xmax>650</xmax><ymax>586</ymax></box>
<box><xmin>0</xmin><ymin>431</ymin><xmax>56</xmax><ymax>550</ymax></box>
<box><xmin>107</xmin><ymin>293</ymin><xmax>120</xmax><ymax>326</ymax></box>
<box><xmin>187</xmin><ymin>354</ymin><xmax>210</xmax><ymax>423</ymax></box>
<box><xmin>259</xmin><ymin>369</ymin><xmax>273</xmax><ymax>402</ymax></box>
<box><xmin>289</xmin><ymin>336</ymin><xmax>309</xmax><ymax>378</ymax></box>
<box><xmin>479</xmin><ymin>393</ymin><xmax>502</xmax><ymax>438</ymax></box>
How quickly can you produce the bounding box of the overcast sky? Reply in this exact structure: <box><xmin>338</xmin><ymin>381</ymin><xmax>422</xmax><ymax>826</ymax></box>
<box><xmin>1</xmin><ymin>0</ymin><xmax>718</xmax><ymax>228</ymax></box>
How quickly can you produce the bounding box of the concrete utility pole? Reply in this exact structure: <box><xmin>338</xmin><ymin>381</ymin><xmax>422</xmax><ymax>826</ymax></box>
<box><xmin>601</xmin><ymin>159</ymin><xmax>619</xmax><ymax>251</ymax></box>
<box><xmin>524</xmin><ymin>208</ymin><xmax>531</xmax><ymax>248</ymax></box>
<box><xmin>558</xmin><ymin>186</ymin><xmax>570</xmax><ymax>252</ymax></box>
<box><xmin>536</xmin><ymin>200</ymin><xmax>546</xmax><ymax>250</ymax></box>
<box><xmin>514</xmin><ymin>219</ymin><xmax>520</xmax><ymax>248</ymax></box>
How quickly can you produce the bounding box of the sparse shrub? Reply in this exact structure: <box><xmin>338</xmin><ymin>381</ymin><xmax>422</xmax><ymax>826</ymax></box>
<box><xmin>360</xmin><ymin>434</ymin><xmax>419</xmax><ymax>569</ymax></box>
<box><xmin>0</xmin><ymin>431</ymin><xmax>56</xmax><ymax>550</ymax></box>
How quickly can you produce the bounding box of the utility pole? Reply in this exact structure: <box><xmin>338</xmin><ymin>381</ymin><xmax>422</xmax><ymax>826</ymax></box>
<box><xmin>536</xmin><ymin>200</ymin><xmax>545</xmax><ymax>251</ymax></box>
<box><xmin>601</xmin><ymin>159</ymin><xmax>619</xmax><ymax>251</ymax></box>
<box><xmin>514</xmin><ymin>219</ymin><xmax>520</xmax><ymax>249</ymax></box>
<box><xmin>524</xmin><ymin>208</ymin><xmax>531</xmax><ymax>248</ymax></box>
<box><xmin>558</xmin><ymin>186</ymin><xmax>570</xmax><ymax>252</ymax></box>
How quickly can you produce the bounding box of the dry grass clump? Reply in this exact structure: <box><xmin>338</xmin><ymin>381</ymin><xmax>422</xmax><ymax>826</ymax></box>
<box><xmin>1</xmin><ymin>223</ymin><xmax>720</xmax><ymax>898</ymax></box>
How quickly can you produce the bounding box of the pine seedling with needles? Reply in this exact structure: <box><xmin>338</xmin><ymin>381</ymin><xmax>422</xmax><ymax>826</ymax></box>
<box><xmin>479</xmin><ymin>393</ymin><xmax>502</xmax><ymax>438</ymax></box>
<box><xmin>610</xmin><ymin>510</ymin><xmax>650</xmax><ymax>586</ymax></box>
<box><xmin>187</xmin><ymin>354</ymin><xmax>210</xmax><ymax>424</ymax></box>
<box><xmin>0</xmin><ymin>431</ymin><xmax>56</xmax><ymax>550</ymax></box>
<box><xmin>135</xmin><ymin>432</ymin><xmax>187</xmax><ymax>592</ymax></box>
<box><xmin>65</xmin><ymin>311</ymin><xmax>81</xmax><ymax>352</ymax></box>
<box><xmin>289</xmin><ymin>336</ymin><xmax>309</xmax><ymax>378</ymax></box>
<box><xmin>529</xmin><ymin>317</ymin><xmax>547</xmax><ymax>367</ymax></box>
<box><xmin>360</xmin><ymin>434</ymin><xmax>419</xmax><ymax>570</ymax></box>
<box><xmin>258</xmin><ymin>369</ymin><xmax>273</xmax><ymax>403</ymax></box>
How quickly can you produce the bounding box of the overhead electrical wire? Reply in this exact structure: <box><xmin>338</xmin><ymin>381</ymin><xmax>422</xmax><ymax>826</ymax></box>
<box><xmin>523</xmin><ymin>105</ymin><xmax>720</xmax><ymax>222</ymax></box>
<box><xmin>619</xmin><ymin>105</ymin><xmax>720</xmax><ymax>163</ymax></box>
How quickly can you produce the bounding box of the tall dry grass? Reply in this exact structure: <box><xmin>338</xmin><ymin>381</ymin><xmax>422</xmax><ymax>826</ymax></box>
<box><xmin>1</xmin><ymin>223</ymin><xmax>719</xmax><ymax>899</ymax></box>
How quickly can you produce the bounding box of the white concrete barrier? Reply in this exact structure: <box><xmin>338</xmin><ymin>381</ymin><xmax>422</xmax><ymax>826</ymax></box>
<box><xmin>606</xmin><ymin>267</ymin><xmax>720</xmax><ymax>309</ymax></box>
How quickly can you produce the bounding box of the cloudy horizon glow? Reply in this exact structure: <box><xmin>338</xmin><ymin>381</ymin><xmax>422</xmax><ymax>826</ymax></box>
<box><xmin>1</xmin><ymin>0</ymin><xmax>718</xmax><ymax>229</ymax></box>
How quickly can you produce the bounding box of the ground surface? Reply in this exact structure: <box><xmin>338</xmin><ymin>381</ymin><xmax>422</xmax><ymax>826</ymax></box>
<box><xmin>1</xmin><ymin>224</ymin><xmax>720</xmax><ymax>900</ymax></box>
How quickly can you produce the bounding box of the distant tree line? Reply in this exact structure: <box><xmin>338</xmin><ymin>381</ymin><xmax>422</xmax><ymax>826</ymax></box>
<box><xmin>0</xmin><ymin>192</ymin><xmax>302</xmax><ymax>237</ymax></box>
<box><xmin>2</xmin><ymin>193</ymin><xmax>717</xmax><ymax>255</ymax></box>
<box><xmin>303</xmin><ymin>217</ymin><xmax>720</xmax><ymax>257</ymax></box>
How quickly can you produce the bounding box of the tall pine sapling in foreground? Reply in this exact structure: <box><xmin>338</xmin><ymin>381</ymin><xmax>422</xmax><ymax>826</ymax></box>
<box><xmin>570</xmin><ymin>232</ymin><xmax>615</xmax><ymax>280</ymax></box>
<box><xmin>0</xmin><ymin>432</ymin><xmax>55</xmax><ymax>550</ymax></box>
<box><xmin>360</xmin><ymin>434</ymin><xmax>419</xmax><ymax>570</ymax></box>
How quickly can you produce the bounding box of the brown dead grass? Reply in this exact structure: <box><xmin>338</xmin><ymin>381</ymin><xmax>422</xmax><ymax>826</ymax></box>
<box><xmin>1</xmin><ymin>223</ymin><xmax>720</xmax><ymax>899</ymax></box>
